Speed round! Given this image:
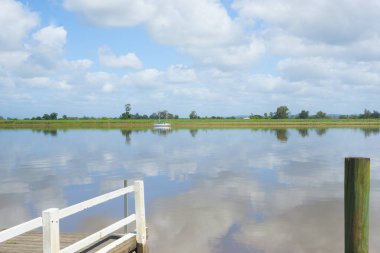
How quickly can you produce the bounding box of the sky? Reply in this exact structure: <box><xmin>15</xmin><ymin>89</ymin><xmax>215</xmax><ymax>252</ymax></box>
<box><xmin>1</xmin><ymin>0</ymin><xmax>380</xmax><ymax>118</ymax></box>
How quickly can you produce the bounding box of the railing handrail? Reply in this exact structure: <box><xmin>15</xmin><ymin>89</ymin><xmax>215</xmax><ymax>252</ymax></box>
<box><xmin>0</xmin><ymin>217</ymin><xmax>43</xmax><ymax>243</ymax></box>
<box><xmin>0</xmin><ymin>180</ymin><xmax>146</xmax><ymax>253</ymax></box>
<box><xmin>59</xmin><ymin>185</ymin><xmax>135</xmax><ymax>219</ymax></box>
<box><xmin>60</xmin><ymin>214</ymin><xmax>136</xmax><ymax>253</ymax></box>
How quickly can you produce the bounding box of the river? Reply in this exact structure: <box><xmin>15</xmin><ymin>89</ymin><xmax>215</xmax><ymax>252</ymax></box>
<box><xmin>0</xmin><ymin>128</ymin><xmax>379</xmax><ymax>252</ymax></box>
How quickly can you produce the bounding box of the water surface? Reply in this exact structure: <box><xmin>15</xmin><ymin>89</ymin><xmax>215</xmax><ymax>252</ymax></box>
<box><xmin>0</xmin><ymin>128</ymin><xmax>380</xmax><ymax>253</ymax></box>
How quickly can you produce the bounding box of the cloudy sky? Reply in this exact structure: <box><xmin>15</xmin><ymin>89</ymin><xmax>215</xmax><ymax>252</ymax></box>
<box><xmin>1</xmin><ymin>0</ymin><xmax>380</xmax><ymax>118</ymax></box>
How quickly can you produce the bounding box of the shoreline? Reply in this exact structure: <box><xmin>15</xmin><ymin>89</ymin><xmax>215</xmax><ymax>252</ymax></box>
<box><xmin>1</xmin><ymin>119</ymin><xmax>380</xmax><ymax>129</ymax></box>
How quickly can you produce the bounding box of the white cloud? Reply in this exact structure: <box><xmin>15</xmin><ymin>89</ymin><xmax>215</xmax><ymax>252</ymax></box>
<box><xmin>0</xmin><ymin>51</ymin><xmax>29</xmax><ymax>70</ymax></box>
<box><xmin>167</xmin><ymin>65</ymin><xmax>197</xmax><ymax>83</ymax></box>
<box><xmin>62</xmin><ymin>0</ymin><xmax>265</xmax><ymax>69</ymax></box>
<box><xmin>8</xmin><ymin>25</ymin><xmax>69</xmax><ymax>78</ymax></box>
<box><xmin>64</xmin><ymin>0</ymin><xmax>239</xmax><ymax>46</ymax></box>
<box><xmin>61</xmin><ymin>0</ymin><xmax>380</xmax><ymax>70</ymax></box>
<box><xmin>98</xmin><ymin>46</ymin><xmax>143</xmax><ymax>69</ymax></box>
<box><xmin>267</xmin><ymin>32</ymin><xmax>380</xmax><ymax>63</ymax></box>
<box><xmin>55</xmin><ymin>80</ymin><xmax>72</xmax><ymax>90</ymax></box>
<box><xmin>147</xmin><ymin>0</ymin><xmax>241</xmax><ymax>47</ymax></box>
<box><xmin>0</xmin><ymin>12</ymin><xmax>94</xmax><ymax>94</ymax></box>
<box><xmin>233</xmin><ymin>0</ymin><xmax>380</xmax><ymax>45</ymax></box>
<box><xmin>0</xmin><ymin>0</ymin><xmax>39</xmax><ymax>50</ymax></box>
<box><xmin>123</xmin><ymin>68</ymin><xmax>163</xmax><ymax>87</ymax></box>
<box><xmin>3</xmin><ymin>0</ymin><xmax>380</xmax><ymax>116</ymax></box>
<box><xmin>86</xmin><ymin>72</ymin><xmax>114</xmax><ymax>84</ymax></box>
<box><xmin>102</xmin><ymin>83</ymin><xmax>114</xmax><ymax>93</ymax></box>
<box><xmin>21</xmin><ymin>77</ymin><xmax>72</xmax><ymax>90</ymax></box>
<box><xmin>84</xmin><ymin>71</ymin><xmax>121</xmax><ymax>93</ymax></box>
<box><xmin>32</xmin><ymin>25</ymin><xmax>67</xmax><ymax>52</ymax></box>
<box><xmin>278</xmin><ymin>57</ymin><xmax>380</xmax><ymax>87</ymax></box>
<box><xmin>63</xmin><ymin>0</ymin><xmax>155</xmax><ymax>27</ymax></box>
<box><xmin>0</xmin><ymin>68</ymin><xmax>14</xmax><ymax>90</ymax></box>
<box><xmin>188</xmin><ymin>36</ymin><xmax>265</xmax><ymax>68</ymax></box>
<box><xmin>68</xmin><ymin>59</ymin><xmax>93</xmax><ymax>70</ymax></box>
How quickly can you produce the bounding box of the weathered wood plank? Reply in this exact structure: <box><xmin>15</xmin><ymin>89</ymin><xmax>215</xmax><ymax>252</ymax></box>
<box><xmin>0</xmin><ymin>232</ymin><xmax>137</xmax><ymax>253</ymax></box>
<box><xmin>345</xmin><ymin>157</ymin><xmax>370</xmax><ymax>253</ymax></box>
<box><xmin>60</xmin><ymin>214</ymin><xmax>136</xmax><ymax>253</ymax></box>
<box><xmin>95</xmin><ymin>233</ymin><xmax>135</xmax><ymax>253</ymax></box>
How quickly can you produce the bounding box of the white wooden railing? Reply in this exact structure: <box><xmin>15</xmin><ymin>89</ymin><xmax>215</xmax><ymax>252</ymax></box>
<box><xmin>0</xmin><ymin>180</ymin><xmax>147</xmax><ymax>253</ymax></box>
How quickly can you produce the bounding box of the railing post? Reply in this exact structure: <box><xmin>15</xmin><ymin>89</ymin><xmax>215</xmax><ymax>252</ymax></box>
<box><xmin>345</xmin><ymin>157</ymin><xmax>370</xmax><ymax>253</ymax></box>
<box><xmin>124</xmin><ymin>179</ymin><xmax>128</xmax><ymax>234</ymax></box>
<box><xmin>134</xmin><ymin>180</ymin><xmax>147</xmax><ymax>253</ymax></box>
<box><xmin>43</xmin><ymin>208</ymin><xmax>60</xmax><ymax>253</ymax></box>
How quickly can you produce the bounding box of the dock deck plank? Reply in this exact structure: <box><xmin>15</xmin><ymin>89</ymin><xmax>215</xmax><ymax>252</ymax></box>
<box><xmin>0</xmin><ymin>232</ymin><xmax>136</xmax><ymax>253</ymax></box>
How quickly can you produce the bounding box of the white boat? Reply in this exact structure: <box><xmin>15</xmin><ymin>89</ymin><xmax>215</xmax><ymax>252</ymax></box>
<box><xmin>153</xmin><ymin>122</ymin><xmax>171</xmax><ymax>128</ymax></box>
<box><xmin>153</xmin><ymin>111</ymin><xmax>171</xmax><ymax>129</ymax></box>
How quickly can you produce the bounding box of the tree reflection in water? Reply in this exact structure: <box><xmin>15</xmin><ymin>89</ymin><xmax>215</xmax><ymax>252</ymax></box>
<box><xmin>121</xmin><ymin>129</ymin><xmax>132</xmax><ymax>144</ymax></box>
<box><xmin>360</xmin><ymin>127</ymin><xmax>380</xmax><ymax>137</ymax></box>
<box><xmin>315</xmin><ymin>128</ymin><xmax>328</xmax><ymax>136</ymax></box>
<box><xmin>189</xmin><ymin>129</ymin><xmax>198</xmax><ymax>138</ymax></box>
<box><xmin>32</xmin><ymin>129</ymin><xmax>58</xmax><ymax>136</ymax></box>
<box><xmin>297</xmin><ymin>128</ymin><xmax>309</xmax><ymax>138</ymax></box>
<box><xmin>273</xmin><ymin>129</ymin><xmax>288</xmax><ymax>142</ymax></box>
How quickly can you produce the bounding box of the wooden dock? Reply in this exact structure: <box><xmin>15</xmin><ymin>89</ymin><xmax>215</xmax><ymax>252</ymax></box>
<box><xmin>0</xmin><ymin>181</ymin><xmax>147</xmax><ymax>253</ymax></box>
<box><xmin>0</xmin><ymin>232</ymin><xmax>137</xmax><ymax>253</ymax></box>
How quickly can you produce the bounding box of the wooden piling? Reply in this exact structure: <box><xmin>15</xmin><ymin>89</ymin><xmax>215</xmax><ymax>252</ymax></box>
<box><xmin>135</xmin><ymin>180</ymin><xmax>148</xmax><ymax>253</ymax></box>
<box><xmin>345</xmin><ymin>157</ymin><xmax>370</xmax><ymax>253</ymax></box>
<box><xmin>42</xmin><ymin>208</ymin><xmax>60</xmax><ymax>253</ymax></box>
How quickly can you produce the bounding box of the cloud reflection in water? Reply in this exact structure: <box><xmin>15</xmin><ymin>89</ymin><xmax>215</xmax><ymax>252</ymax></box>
<box><xmin>0</xmin><ymin>128</ymin><xmax>380</xmax><ymax>252</ymax></box>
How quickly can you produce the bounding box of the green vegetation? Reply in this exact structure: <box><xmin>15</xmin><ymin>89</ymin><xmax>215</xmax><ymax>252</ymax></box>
<box><xmin>119</xmin><ymin>104</ymin><xmax>132</xmax><ymax>119</ymax></box>
<box><xmin>119</xmin><ymin>104</ymin><xmax>179</xmax><ymax>120</ymax></box>
<box><xmin>31</xmin><ymin>112</ymin><xmax>59</xmax><ymax>120</ymax></box>
<box><xmin>273</xmin><ymin>106</ymin><xmax>290</xmax><ymax>119</ymax></box>
<box><xmin>1</xmin><ymin>118</ymin><xmax>380</xmax><ymax>130</ymax></box>
<box><xmin>2</xmin><ymin>105</ymin><xmax>380</xmax><ymax>129</ymax></box>
<box><xmin>315</xmin><ymin>111</ymin><xmax>327</xmax><ymax>118</ymax></box>
<box><xmin>297</xmin><ymin>110</ymin><xmax>309</xmax><ymax>119</ymax></box>
<box><xmin>189</xmin><ymin>111</ymin><xmax>200</xmax><ymax>119</ymax></box>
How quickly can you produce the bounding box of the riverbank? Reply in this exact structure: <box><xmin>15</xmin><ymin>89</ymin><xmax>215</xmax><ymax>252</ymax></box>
<box><xmin>1</xmin><ymin>119</ymin><xmax>380</xmax><ymax>129</ymax></box>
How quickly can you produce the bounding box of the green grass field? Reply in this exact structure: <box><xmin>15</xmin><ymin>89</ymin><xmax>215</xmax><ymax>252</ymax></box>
<box><xmin>1</xmin><ymin>118</ymin><xmax>380</xmax><ymax>129</ymax></box>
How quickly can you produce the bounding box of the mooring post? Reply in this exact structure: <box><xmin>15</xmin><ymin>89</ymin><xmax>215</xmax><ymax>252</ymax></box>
<box><xmin>42</xmin><ymin>208</ymin><xmax>60</xmax><ymax>253</ymax></box>
<box><xmin>135</xmin><ymin>180</ymin><xmax>148</xmax><ymax>253</ymax></box>
<box><xmin>345</xmin><ymin>157</ymin><xmax>370</xmax><ymax>253</ymax></box>
<box><xmin>124</xmin><ymin>179</ymin><xmax>128</xmax><ymax>234</ymax></box>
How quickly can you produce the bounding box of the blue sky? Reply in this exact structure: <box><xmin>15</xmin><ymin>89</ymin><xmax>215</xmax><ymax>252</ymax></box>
<box><xmin>1</xmin><ymin>0</ymin><xmax>380</xmax><ymax>118</ymax></box>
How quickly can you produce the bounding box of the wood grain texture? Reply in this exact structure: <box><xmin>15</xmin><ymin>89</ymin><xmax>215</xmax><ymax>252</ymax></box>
<box><xmin>345</xmin><ymin>157</ymin><xmax>370</xmax><ymax>253</ymax></box>
<box><xmin>0</xmin><ymin>232</ymin><xmax>137</xmax><ymax>253</ymax></box>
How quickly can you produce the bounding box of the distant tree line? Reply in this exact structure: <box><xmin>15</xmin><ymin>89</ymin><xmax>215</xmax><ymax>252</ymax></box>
<box><xmin>148</xmin><ymin>111</ymin><xmax>179</xmax><ymax>120</ymax></box>
<box><xmin>188</xmin><ymin>106</ymin><xmax>380</xmax><ymax>120</ymax></box>
<box><xmin>31</xmin><ymin>112</ymin><xmax>59</xmax><ymax>120</ymax></box>
<box><xmin>247</xmin><ymin>106</ymin><xmax>379</xmax><ymax>120</ymax></box>
<box><xmin>248</xmin><ymin>106</ymin><xmax>329</xmax><ymax>119</ymax></box>
<box><xmin>30</xmin><ymin>113</ymin><xmax>117</xmax><ymax>120</ymax></box>
<box><xmin>339</xmin><ymin>109</ymin><xmax>380</xmax><ymax>119</ymax></box>
<box><xmin>2</xmin><ymin>104</ymin><xmax>380</xmax><ymax>120</ymax></box>
<box><xmin>119</xmin><ymin>104</ymin><xmax>179</xmax><ymax>120</ymax></box>
<box><xmin>188</xmin><ymin>110</ymin><xmax>239</xmax><ymax>119</ymax></box>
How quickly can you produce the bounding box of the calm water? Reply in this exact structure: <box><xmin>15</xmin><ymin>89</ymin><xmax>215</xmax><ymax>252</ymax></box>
<box><xmin>1</xmin><ymin>128</ymin><xmax>380</xmax><ymax>253</ymax></box>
